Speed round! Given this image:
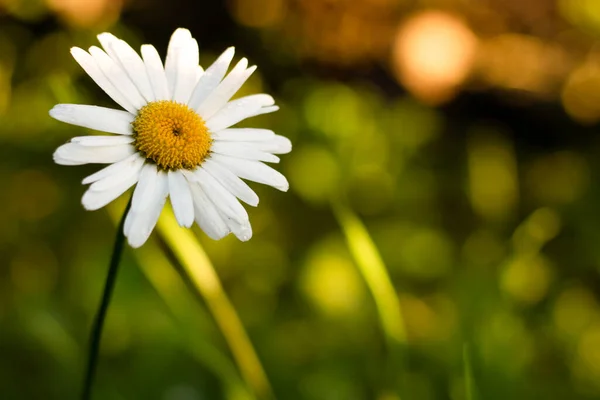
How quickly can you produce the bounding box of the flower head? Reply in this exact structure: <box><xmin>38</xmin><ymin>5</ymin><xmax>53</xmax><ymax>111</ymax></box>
<box><xmin>51</xmin><ymin>28</ymin><xmax>290</xmax><ymax>247</ymax></box>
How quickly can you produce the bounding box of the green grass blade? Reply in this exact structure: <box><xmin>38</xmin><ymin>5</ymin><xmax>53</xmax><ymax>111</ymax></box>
<box><xmin>331</xmin><ymin>199</ymin><xmax>407</xmax><ymax>346</ymax></box>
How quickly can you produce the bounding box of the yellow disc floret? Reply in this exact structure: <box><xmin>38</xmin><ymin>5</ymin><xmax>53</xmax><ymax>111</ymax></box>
<box><xmin>132</xmin><ymin>100</ymin><xmax>211</xmax><ymax>170</ymax></box>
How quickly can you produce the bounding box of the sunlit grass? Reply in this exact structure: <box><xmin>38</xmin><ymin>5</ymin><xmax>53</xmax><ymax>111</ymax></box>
<box><xmin>156</xmin><ymin>207</ymin><xmax>274</xmax><ymax>400</ymax></box>
<box><xmin>108</xmin><ymin>202</ymin><xmax>258</xmax><ymax>399</ymax></box>
<box><xmin>135</xmin><ymin>243</ymin><xmax>255</xmax><ymax>400</ymax></box>
<box><xmin>331</xmin><ymin>199</ymin><xmax>407</xmax><ymax>347</ymax></box>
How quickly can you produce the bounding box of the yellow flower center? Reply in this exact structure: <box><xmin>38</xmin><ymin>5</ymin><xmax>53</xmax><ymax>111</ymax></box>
<box><xmin>132</xmin><ymin>100</ymin><xmax>211</xmax><ymax>170</ymax></box>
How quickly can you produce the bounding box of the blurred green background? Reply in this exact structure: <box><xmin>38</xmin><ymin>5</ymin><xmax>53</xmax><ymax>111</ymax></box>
<box><xmin>2</xmin><ymin>0</ymin><xmax>600</xmax><ymax>399</ymax></box>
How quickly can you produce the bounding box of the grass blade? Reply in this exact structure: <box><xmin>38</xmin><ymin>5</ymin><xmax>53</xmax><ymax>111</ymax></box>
<box><xmin>331</xmin><ymin>199</ymin><xmax>406</xmax><ymax>346</ymax></box>
<box><xmin>156</xmin><ymin>207</ymin><xmax>274</xmax><ymax>400</ymax></box>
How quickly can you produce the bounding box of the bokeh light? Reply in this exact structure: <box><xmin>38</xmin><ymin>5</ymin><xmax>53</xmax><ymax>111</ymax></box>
<box><xmin>45</xmin><ymin>0</ymin><xmax>122</xmax><ymax>28</ymax></box>
<box><xmin>467</xmin><ymin>127</ymin><xmax>518</xmax><ymax>222</ymax></box>
<box><xmin>392</xmin><ymin>11</ymin><xmax>477</xmax><ymax>104</ymax></box>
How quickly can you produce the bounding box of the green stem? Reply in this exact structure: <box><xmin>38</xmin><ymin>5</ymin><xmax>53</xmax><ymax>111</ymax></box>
<box><xmin>81</xmin><ymin>199</ymin><xmax>131</xmax><ymax>400</ymax></box>
<box><xmin>156</xmin><ymin>207</ymin><xmax>274</xmax><ymax>400</ymax></box>
<box><xmin>331</xmin><ymin>198</ymin><xmax>407</xmax><ymax>397</ymax></box>
<box><xmin>330</xmin><ymin>198</ymin><xmax>407</xmax><ymax>347</ymax></box>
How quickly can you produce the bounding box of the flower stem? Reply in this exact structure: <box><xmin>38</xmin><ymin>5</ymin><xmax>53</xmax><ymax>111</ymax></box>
<box><xmin>81</xmin><ymin>199</ymin><xmax>131</xmax><ymax>400</ymax></box>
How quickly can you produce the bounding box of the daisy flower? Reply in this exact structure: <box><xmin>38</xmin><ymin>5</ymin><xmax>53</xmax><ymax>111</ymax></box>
<box><xmin>51</xmin><ymin>28</ymin><xmax>290</xmax><ymax>248</ymax></box>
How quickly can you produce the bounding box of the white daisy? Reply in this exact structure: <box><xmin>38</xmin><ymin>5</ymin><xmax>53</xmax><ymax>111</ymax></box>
<box><xmin>51</xmin><ymin>28</ymin><xmax>291</xmax><ymax>248</ymax></box>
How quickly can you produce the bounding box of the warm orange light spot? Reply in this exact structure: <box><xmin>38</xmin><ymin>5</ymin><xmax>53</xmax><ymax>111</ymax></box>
<box><xmin>392</xmin><ymin>11</ymin><xmax>477</xmax><ymax>104</ymax></box>
<box><xmin>46</xmin><ymin>0</ymin><xmax>123</xmax><ymax>28</ymax></box>
<box><xmin>132</xmin><ymin>101</ymin><xmax>211</xmax><ymax>170</ymax></box>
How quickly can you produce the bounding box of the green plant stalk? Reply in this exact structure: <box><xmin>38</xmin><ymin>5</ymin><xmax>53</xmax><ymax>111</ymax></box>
<box><xmin>106</xmin><ymin>201</ymin><xmax>254</xmax><ymax>400</ymax></box>
<box><xmin>156</xmin><ymin>207</ymin><xmax>274</xmax><ymax>400</ymax></box>
<box><xmin>331</xmin><ymin>199</ymin><xmax>407</xmax><ymax>347</ymax></box>
<box><xmin>81</xmin><ymin>199</ymin><xmax>131</xmax><ymax>400</ymax></box>
<box><xmin>134</xmin><ymin>243</ymin><xmax>254</xmax><ymax>400</ymax></box>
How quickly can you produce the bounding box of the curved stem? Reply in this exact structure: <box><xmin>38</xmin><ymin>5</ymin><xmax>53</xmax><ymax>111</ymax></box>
<box><xmin>81</xmin><ymin>199</ymin><xmax>131</xmax><ymax>400</ymax></box>
<box><xmin>157</xmin><ymin>208</ymin><xmax>274</xmax><ymax>400</ymax></box>
<box><xmin>330</xmin><ymin>198</ymin><xmax>406</xmax><ymax>347</ymax></box>
<box><xmin>330</xmin><ymin>198</ymin><xmax>407</xmax><ymax>396</ymax></box>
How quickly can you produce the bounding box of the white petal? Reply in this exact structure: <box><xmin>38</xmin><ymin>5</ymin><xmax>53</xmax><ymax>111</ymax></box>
<box><xmin>217</xmin><ymin>211</ymin><xmax>253</xmax><ymax>241</ymax></box>
<box><xmin>210</xmin><ymin>154</ymin><xmax>289</xmax><ymax>192</ymax></box>
<box><xmin>191</xmin><ymin>168</ymin><xmax>249</xmax><ymax>224</ymax></box>
<box><xmin>172</xmin><ymin>38</ymin><xmax>200</xmax><ymax>104</ymax></box>
<box><xmin>212</xmin><ymin>128</ymin><xmax>275</xmax><ymax>142</ymax></box>
<box><xmin>202</xmin><ymin>159</ymin><xmax>259</xmax><ymax>206</ymax></box>
<box><xmin>125</xmin><ymin>170</ymin><xmax>169</xmax><ymax>248</ymax></box>
<box><xmin>141</xmin><ymin>45</ymin><xmax>169</xmax><ymax>101</ymax></box>
<box><xmin>96</xmin><ymin>32</ymin><xmax>120</xmax><ymax>63</ymax></box>
<box><xmin>210</xmin><ymin>142</ymin><xmax>280</xmax><ymax>163</ymax></box>
<box><xmin>130</xmin><ymin>163</ymin><xmax>159</xmax><ymax>215</ymax></box>
<box><xmin>98</xmin><ymin>33</ymin><xmax>155</xmax><ymax>102</ymax></box>
<box><xmin>88</xmin><ymin>156</ymin><xmax>145</xmax><ymax>191</ymax></box>
<box><xmin>246</xmin><ymin>135</ymin><xmax>292</xmax><ymax>154</ymax></box>
<box><xmin>195</xmin><ymin>65</ymin><xmax>204</xmax><ymax>85</ymax></box>
<box><xmin>168</xmin><ymin>170</ymin><xmax>195</xmax><ymax>228</ymax></box>
<box><xmin>164</xmin><ymin>28</ymin><xmax>192</xmax><ymax>98</ymax></box>
<box><xmin>82</xmin><ymin>154</ymin><xmax>143</xmax><ymax>184</ymax></box>
<box><xmin>53</xmin><ymin>143</ymin><xmax>135</xmax><ymax>165</ymax></box>
<box><xmin>70</xmin><ymin>135</ymin><xmax>134</xmax><ymax>146</ymax></box>
<box><xmin>205</xmin><ymin>94</ymin><xmax>275</xmax><ymax>132</ymax></box>
<box><xmin>81</xmin><ymin>159</ymin><xmax>144</xmax><ymax>210</ymax></box>
<box><xmin>49</xmin><ymin>104</ymin><xmax>134</xmax><ymax>135</ymax></box>
<box><xmin>88</xmin><ymin>46</ymin><xmax>146</xmax><ymax>110</ymax></box>
<box><xmin>253</xmin><ymin>105</ymin><xmax>279</xmax><ymax>116</ymax></box>
<box><xmin>81</xmin><ymin>179</ymin><xmax>136</xmax><ymax>211</ymax></box>
<box><xmin>187</xmin><ymin>47</ymin><xmax>235</xmax><ymax>110</ymax></box>
<box><xmin>189</xmin><ymin>183</ymin><xmax>230</xmax><ymax>240</ymax></box>
<box><xmin>196</xmin><ymin>58</ymin><xmax>254</xmax><ymax>120</ymax></box>
<box><xmin>70</xmin><ymin>47</ymin><xmax>137</xmax><ymax>114</ymax></box>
